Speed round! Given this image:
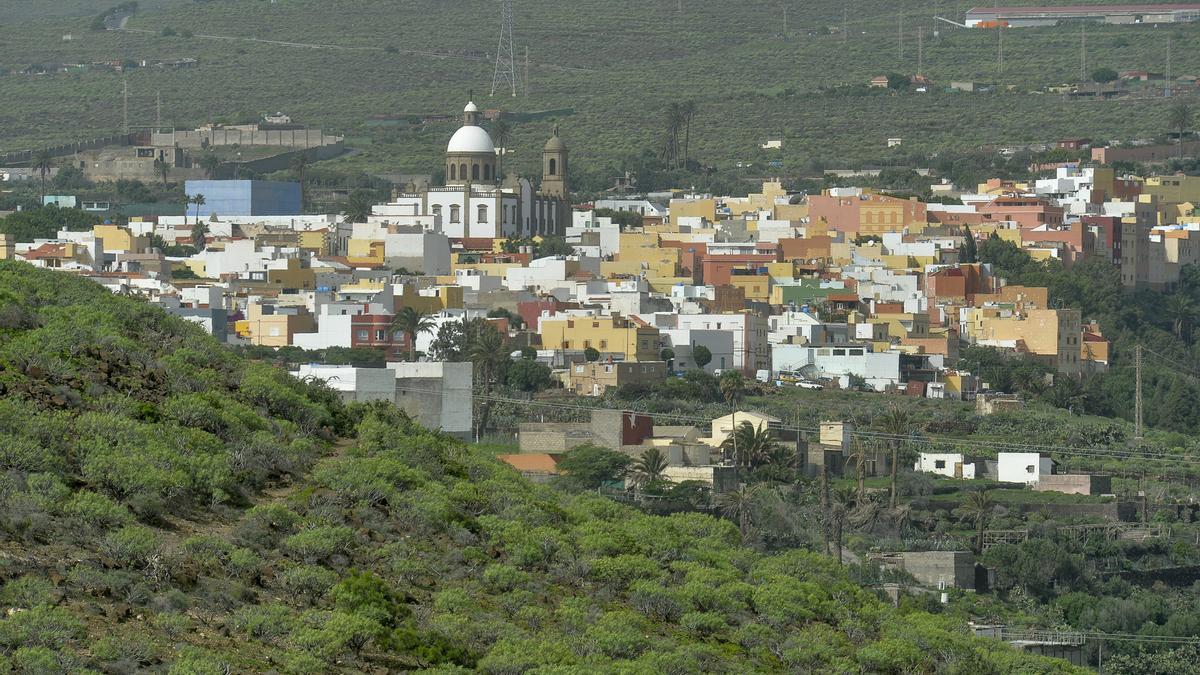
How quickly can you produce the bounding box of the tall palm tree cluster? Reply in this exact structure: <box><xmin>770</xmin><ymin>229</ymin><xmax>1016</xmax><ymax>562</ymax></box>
<box><xmin>659</xmin><ymin>100</ymin><xmax>698</xmax><ymax>170</ymax></box>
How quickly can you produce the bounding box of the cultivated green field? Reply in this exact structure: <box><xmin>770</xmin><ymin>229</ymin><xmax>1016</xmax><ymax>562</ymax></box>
<box><xmin>2</xmin><ymin>0</ymin><xmax>1199</xmax><ymax>182</ymax></box>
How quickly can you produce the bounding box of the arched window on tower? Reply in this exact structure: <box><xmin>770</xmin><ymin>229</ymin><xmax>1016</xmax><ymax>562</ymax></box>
<box><xmin>472</xmin><ymin>164</ymin><xmax>480</xmax><ymax>180</ymax></box>
<box><xmin>478</xmin><ymin>204</ymin><xmax>488</xmax><ymax>223</ymax></box>
<box><xmin>450</xmin><ymin>205</ymin><xmax>461</xmax><ymax>223</ymax></box>
<box><xmin>484</xmin><ymin>165</ymin><xmax>491</xmax><ymax>180</ymax></box>
<box><xmin>548</xmin><ymin>158</ymin><xmax>557</xmax><ymax>176</ymax></box>
<box><xmin>449</xmin><ymin>164</ymin><xmax>457</xmax><ymax>181</ymax></box>
<box><xmin>460</xmin><ymin>164</ymin><xmax>467</xmax><ymax>180</ymax></box>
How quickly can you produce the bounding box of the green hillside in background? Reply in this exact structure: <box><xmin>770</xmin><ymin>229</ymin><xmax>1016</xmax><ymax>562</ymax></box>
<box><xmin>0</xmin><ymin>260</ymin><xmax>1085</xmax><ymax>672</ymax></box>
<box><xmin>0</xmin><ymin>0</ymin><xmax>1197</xmax><ymax>184</ymax></box>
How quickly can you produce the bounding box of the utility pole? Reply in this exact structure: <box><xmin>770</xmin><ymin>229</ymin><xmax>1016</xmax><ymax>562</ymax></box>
<box><xmin>490</xmin><ymin>0</ymin><xmax>517</xmax><ymax>97</ymax></box>
<box><xmin>155</xmin><ymin>90</ymin><xmax>162</xmax><ymax>132</ymax></box>
<box><xmin>1166</xmin><ymin>35</ymin><xmax>1172</xmax><ymax>98</ymax></box>
<box><xmin>783</xmin><ymin>3</ymin><xmax>788</xmax><ymax>35</ymax></box>
<box><xmin>1080</xmin><ymin>24</ymin><xmax>1086</xmax><ymax>81</ymax></box>
<box><xmin>917</xmin><ymin>26</ymin><xmax>924</xmax><ymax>77</ymax></box>
<box><xmin>1135</xmin><ymin>344</ymin><xmax>1144</xmax><ymax>441</ymax></box>
<box><xmin>524</xmin><ymin>45</ymin><xmax>530</xmax><ymax>96</ymax></box>
<box><xmin>997</xmin><ymin>25</ymin><xmax>1004</xmax><ymax>77</ymax></box>
<box><xmin>899</xmin><ymin>4</ymin><xmax>905</xmax><ymax>60</ymax></box>
<box><xmin>842</xmin><ymin>7</ymin><xmax>848</xmax><ymax>46</ymax></box>
<box><xmin>122</xmin><ymin>79</ymin><xmax>129</xmax><ymax>135</ymax></box>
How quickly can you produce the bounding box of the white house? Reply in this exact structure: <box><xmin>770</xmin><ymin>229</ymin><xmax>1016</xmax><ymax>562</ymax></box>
<box><xmin>914</xmin><ymin>452</ymin><xmax>977</xmax><ymax>480</ymax></box>
<box><xmin>997</xmin><ymin>452</ymin><xmax>1055</xmax><ymax>485</ymax></box>
<box><xmin>771</xmin><ymin>344</ymin><xmax>901</xmax><ymax>391</ymax></box>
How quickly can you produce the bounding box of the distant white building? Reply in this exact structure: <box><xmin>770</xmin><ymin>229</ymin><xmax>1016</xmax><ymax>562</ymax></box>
<box><xmin>771</xmin><ymin>343</ymin><xmax>901</xmax><ymax>391</ymax></box>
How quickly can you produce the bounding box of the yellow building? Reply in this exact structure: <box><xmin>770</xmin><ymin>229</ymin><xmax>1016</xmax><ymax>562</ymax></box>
<box><xmin>668</xmin><ymin>198</ymin><xmax>717</xmax><ymax>226</ymax></box>
<box><xmin>94</xmin><ymin>224</ymin><xmax>149</xmax><ymax>253</ymax></box>
<box><xmin>265</xmin><ymin>259</ymin><xmax>317</xmax><ymax>292</ymax></box>
<box><xmin>727</xmin><ymin>272</ymin><xmax>771</xmax><ymax>302</ymax></box>
<box><xmin>237</xmin><ymin>303</ymin><xmax>315</xmax><ymax>347</ymax></box>
<box><xmin>971</xmin><ymin>308</ymin><xmax>1082</xmax><ymax>375</ymax></box>
<box><xmin>1142</xmin><ymin>175</ymin><xmax>1200</xmax><ymax>206</ymax></box>
<box><xmin>395</xmin><ymin>283</ymin><xmax>464</xmax><ymax>313</ymax></box>
<box><xmin>538</xmin><ymin>315</ymin><xmax>661</xmax><ymax>361</ymax></box>
<box><xmin>347</xmin><ymin>239</ymin><xmax>386</xmax><ymax>267</ymax></box>
<box><xmin>0</xmin><ymin>234</ymin><xmax>13</xmax><ymax>260</ymax></box>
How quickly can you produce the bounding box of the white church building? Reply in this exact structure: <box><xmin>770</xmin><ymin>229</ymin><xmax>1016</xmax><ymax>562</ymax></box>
<box><xmin>373</xmin><ymin>102</ymin><xmax>570</xmax><ymax>244</ymax></box>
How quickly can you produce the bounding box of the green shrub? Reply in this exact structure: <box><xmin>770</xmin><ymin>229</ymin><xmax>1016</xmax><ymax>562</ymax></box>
<box><xmin>61</xmin><ymin>490</ymin><xmax>132</xmax><ymax>532</ymax></box>
<box><xmin>292</xmin><ymin>610</ymin><xmax>384</xmax><ymax>661</ymax></box>
<box><xmin>679</xmin><ymin>610</ymin><xmax>726</xmax><ymax>636</ymax></box>
<box><xmin>482</xmin><ymin>564</ymin><xmax>530</xmax><ymax>593</ymax></box>
<box><xmin>277</xmin><ymin>565</ymin><xmax>337</xmax><ymax>602</ymax></box>
<box><xmin>11</xmin><ymin>646</ymin><xmax>62</xmax><ymax>674</ymax></box>
<box><xmin>231</xmin><ymin>603</ymin><xmax>295</xmax><ymax>641</ymax></box>
<box><xmin>167</xmin><ymin>647</ymin><xmax>232</xmax><ymax>675</ymax></box>
<box><xmin>0</xmin><ymin>576</ymin><xmax>54</xmax><ymax>609</ymax></box>
<box><xmin>101</xmin><ymin>525</ymin><xmax>161</xmax><ymax>567</ymax></box>
<box><xmin>283</xmin><ymin>526</ymin><xmax>355</xmax><ymax>563</ymax></box>
<box><xmin>0</xmin><ymin>605</ymin><xmax>85</xmax><ymax>649</ymax></box>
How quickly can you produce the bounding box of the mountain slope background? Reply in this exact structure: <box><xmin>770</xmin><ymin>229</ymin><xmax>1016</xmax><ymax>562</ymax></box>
<box><xmin>0</xmin><ymin>260</ymin><xmax>1084</xmax><ymax>672</ymax></box>
<box><xmin>1</xmin><ymin>0</ymin><xmax>1197</xmax><ymax>184</ymax></box>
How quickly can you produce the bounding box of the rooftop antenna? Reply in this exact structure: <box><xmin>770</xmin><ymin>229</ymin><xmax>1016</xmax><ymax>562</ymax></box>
<box><xmin>491</xmin><ymin>0</ymin><xmax>517</xmax><ymax>97</ymax></box>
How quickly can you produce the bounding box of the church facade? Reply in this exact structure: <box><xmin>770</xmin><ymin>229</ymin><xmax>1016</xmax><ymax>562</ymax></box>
<box><xmin>384</xmin><ymin>102</ymin><xmax>570</xmax><ymax>245</ymax></box>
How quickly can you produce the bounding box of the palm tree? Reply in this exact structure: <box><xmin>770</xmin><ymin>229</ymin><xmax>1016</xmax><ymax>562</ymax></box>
<box><xmin>959</xmin><ymin>489</ymin><xmax>995</xmax><ymax>554</ymax></box>
<box><xmin>31</xmin><ymin>150</ymin><xmax>53</xmax><ymax>203</ymax></box>
<box><xmin>290</xmin><ymin>152</ymin><xmax>311</xmax><ymax>210</ymax></box>
<box><xmin>660</xmin><ymin>102</ymin><xmax>685</xmax><ymax>169</ymax></box>
<box><xmin>466</xmin><ymin>323</ymin><xmax>506</xmax><ymax>440</ymax></box>
<box><xmin>719</xmin><ymin>484</ymin><xmax>758</xmax><ymax>541</ymax></box>
<box><xmin>630</xmin><ymin>447</ymin><xmax>669</xmax><ymax>488</ymax></box>
<box><xmin>491</xmin><ymin>119</ymin><xmax>511</xmax><ymax>181</ymax></box>
<box><xmin>877</xmin><ymin>405</ymin><xmax>914</xmax><ymax>510</ymax></box>
<box><xmin>1167</xmin><ymin>293</ymin><xmax>1196</xmax><ymax>341</ymax></box>
<box><xmin>848</xmin><ymin>439</ymin><xmax>870</xmax><ymax>500</ymax></box>
<box><xmin>680</xmin><ymin>99</ymin><xmax>698</xmax><ymax>167</ymax></box>
<box><xmin>831</xmin><ymin>487</ymin><xmax>857</xmax><ymax>564</ymax></box>
<box><xmin>198</xmin><ymin>152</ymin><xmax>222</xmax><ymax>179</ymax></box>
<box><xmin>389</xmin><ymin>306</ymin><xmax>436</xmax><ymax>362</ymax></box>
<box><xmin>1168</xmin><ymin>102</ymin><xmax>1193</xmax><ymax>158</ymax></box>
<box><xmin>891</xmin><ymin>503</ymin><xmax>914</xmax><ymax>546</ymax></box>
<box><xmin>719</xmin><ymin>420</ymin><xmax>779</xmax><ymax>469</ymax></box>
<box><xmin>719</xmin><ymin>371</ymin><xmax>744</xmax><ymax>408</ymax></box>
<box><xmin>152</xmin><ymin>156</ymin><xmax>170</xmax><ymax>188</ymax></box>
<box><xmin>188</xmin><ymin>194</ymin><xmax>206</xmax><ymax>226</ymax></box>
<box><xmin>343</xmin><ymin>189</ymin><xmax>376</xmax><ymax>224</ymax></box>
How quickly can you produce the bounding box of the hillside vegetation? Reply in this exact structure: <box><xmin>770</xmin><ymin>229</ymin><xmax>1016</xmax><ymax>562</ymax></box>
<box><xmin>0</xmin><ymin>260</ymin><xmax>1084</xmax><ymax>672</ymax></box>
<box><xmin>1</xmin><ymin>0</ymin><xmax>1198</xmax><ymax>182</ymax></box>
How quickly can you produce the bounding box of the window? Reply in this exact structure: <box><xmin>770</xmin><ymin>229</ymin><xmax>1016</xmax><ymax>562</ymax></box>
<box><xmin>1026</xmin><ymin>465</ymin><xmax>1035</xmax><ymax>473</ymax></box>
<box><xmin>449</xmin><ymin>205</ymin><xmax>461</xmax><ymax>223</ymax></box>
<box><xmin>600</xmin><ymin>340</ymin><xmax>608</xmax><ymax>348</ymax></box>
<box><xmin>472</xmin><ymin>164</ymin><xmax>480</xmax><ymax>180</ymax></box>
<box><xmin>934</xmin><ymin>460</ymin><xmax>946</xmax><ymax>469</ymax></box>
<box><xmin>356</xmin><ymin>330</ymin><xmax>368</xmax><ymax>340</ymax></box>
<box><xmin>549</xmin><ymin>158</ymin><xmax>557</xmax><ymax>176</ymax></box>
<box><xmin>269</xmin><ymin>327</ymin><xmax>281</xmax><ymax>337</ymax></box>
<box><xmin>484</xmin><ymin>164</ymin><xmax>491</xmax><ymax>180</ymax></box>
<box><xmin>478</xmin><ymin>204</ymin><xmax>488</xmax><ymax>223</ymax></box>
<box><xmin>449</xmin><ymin>164</ymin><xmax>457</xmax><ymax>180</ymax></box>
<box><xmin>375</xmin><ymin>329</ymin><xmax>385</xmax><ymax>341</ymax></box>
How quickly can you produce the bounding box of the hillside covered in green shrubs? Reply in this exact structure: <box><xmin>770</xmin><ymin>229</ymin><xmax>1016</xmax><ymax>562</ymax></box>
<box><xmin>0</xmin><ymin>260</ymin><xmax>1081</xmax><ymax>672</ymax></box>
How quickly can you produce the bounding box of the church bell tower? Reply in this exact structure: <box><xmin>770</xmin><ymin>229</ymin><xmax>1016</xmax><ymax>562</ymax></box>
<box><xmin>541</xmin><ymin>125</ymin><xmax>568</xmax><ymax>200</ymax></box>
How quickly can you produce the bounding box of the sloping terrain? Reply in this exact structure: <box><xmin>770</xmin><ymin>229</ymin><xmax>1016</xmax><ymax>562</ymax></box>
<box><xmin>0</xmin><ymin>260</ymin><xmax>1084</xmax><ymax>672</ymax></box>
<box><xmin>0</xmin><ymin>0</ymin><xmax>1196</xmax><ymax>177</ymax></box>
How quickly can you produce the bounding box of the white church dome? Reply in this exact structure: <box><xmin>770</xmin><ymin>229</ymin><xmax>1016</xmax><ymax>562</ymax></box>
<box><xmin>447</xmin><ymin>125</ymin><xmax>496</xmax><ymax>154</ymax></box>
<box><xmin>464</xmin><ymin>101</ymin><xmax>479</xmax><ymax>113</ymax></box>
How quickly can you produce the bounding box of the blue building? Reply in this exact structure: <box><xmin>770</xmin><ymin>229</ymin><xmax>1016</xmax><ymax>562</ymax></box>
<box><xmin>183</xmin><ymin>180</ymin><xmax>302</xmax><ymax>217</ymax></box>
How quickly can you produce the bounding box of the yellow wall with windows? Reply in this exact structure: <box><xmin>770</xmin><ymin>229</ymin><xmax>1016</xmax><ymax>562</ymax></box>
<box><xmin>538</xmin><ymin>316</ymin><xmax>661</xmax><ymax>361</ymax></box>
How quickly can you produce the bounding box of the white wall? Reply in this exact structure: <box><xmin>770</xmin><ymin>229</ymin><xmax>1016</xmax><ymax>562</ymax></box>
<box><xmin>997</xmin><ymin>452</ymin><xmax>1052</xmax><ymax>484</ymax></box>
<box><xmin>914</xmin><ymin>453</ymin><xmax>975</xmax><ymax>479</ymax></box>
